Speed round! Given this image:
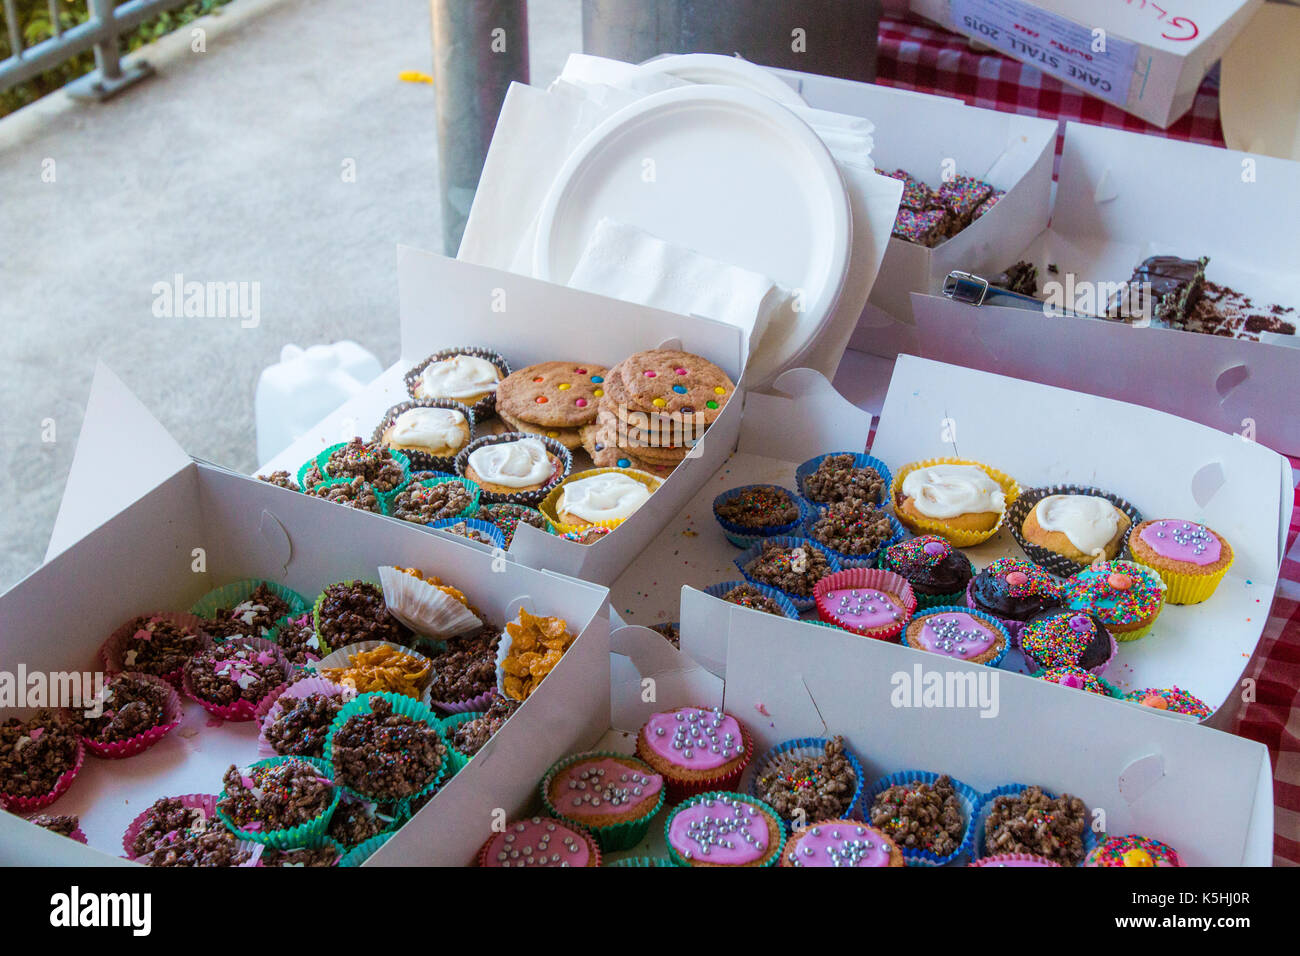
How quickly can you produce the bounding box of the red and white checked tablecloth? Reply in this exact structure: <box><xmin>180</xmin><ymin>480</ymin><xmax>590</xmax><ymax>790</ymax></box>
<box><xmin>872</xmin><ymin>16</ymin><xmax>1299</xmax><ymax>866</ymax></box>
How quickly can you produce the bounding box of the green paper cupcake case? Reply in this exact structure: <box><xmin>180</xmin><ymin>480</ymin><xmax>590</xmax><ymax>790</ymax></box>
<box><xmin>338</xmin><ymin>831</ymin><xmax>394</xmax><ymax>867</ymax></box>
<box><xmin>664</xmin><ymin>791</ymin><xmax>785</xmax><ymax>867</ymax></box>
<box><xmin>973</xmin><ymin>782</ymin><xmax>1099</xmax><ymax>866</ymax></box>
<box><xmin>301</xmin><ymin>475</ymin><xmax>385</xmax><ymax>513</ymax></box>
<box><xmin>309</xmin><ymin>580</ymin><xmax>385</xmax><ymax>657</ymax></box>
<box><xmin>604</xmin><ymin>856</ymin><xmax>674</xmax><ymax>867</ymax></box>
<box><xmin>216</xmin><ymin>756</ymin><xmax>341</xmax><ymax>850</ymax></box>
<box><xmin>540</xmin><ymin>750</ymin><xmax>666</xmax><ymax>852</ymax></box>
<box><xmin>323</xmin><ymin>691</ymin><xmax>450</xmax><ymax>814</ymax></box>
<box><xmin>190</xmin><ymin>579</ymin><xmax>311</xmax><ymax>636</ymax></box>
<box><xmin>314</xmin><ymin>441</ymin><xmax>412</xmax><ymax>491</ymax></box>
<box><xmin>438</xmin><ymin>710</ymin><xmax>484</xmax><ymax>776</ymax></box>
<box><xmin>378</xmin><ymin>474</ymin><xmax>481</xmax><ymax>523</ymax></box>
<box><xmin>859</xmin><ymin>769</ymin><xmax>982</xmax><ymax>866</ymax></box>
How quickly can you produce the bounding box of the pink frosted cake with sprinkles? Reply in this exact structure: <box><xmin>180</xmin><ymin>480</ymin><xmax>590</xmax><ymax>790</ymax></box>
<box><xmin>781</xmin><ymin>821</ymin><xmax>904</xmax><ymax>867</ymax></box>
<box><xmin>665</xmin><ymin>792</ymin><xmax>783</xmax><ymax>867</ymax></box>
<box><xmin>904</xmin><ymin>609</ymin><xmax>1007</xmax><ymax>665</ymax></box>
<box><xmin>476</xmin><ymin>816</ymin><xmax>600</xmax><ymax>867</ymax></box>
<box><xmin>635</xmin><ymin>705</ymin><xmax>751</xmax><ymax>801</ymax></box>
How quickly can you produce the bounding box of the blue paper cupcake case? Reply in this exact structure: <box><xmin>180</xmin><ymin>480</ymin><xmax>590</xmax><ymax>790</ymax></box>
<box><xmin>973</xmin><ymin>782</ymin><xmax>1100</xmax><ymax>866</ymax></box>
<box><xmin>216</xmin><ymin>756</ymin><xmax>341</xmax><ymax>850</ymax></box>
<box><xmin>803</xmin><ymin>511</ymin><xmax>907</xmax><ymax>567</ymax></box>
<box><xmin>901</xmin><ymin>605</ymin><xmax>1012</xmax><ymax>669</ymax></box>
<box><xmin>430</xmin><ymin>517</ymin><xmax>505</xmax><ymax>549</ymax></box>
<box><xmin>701</xmin><ymin>579</ymin><xmax>800</xmax><ymax>620</ymax></box>
<box><xmin>795</xmin><ymin>452</ymin><xmax>893</xmax><ymax>510</ymax></box>
<box><xmin>747</xmin><ymin>737</ymin><xmax>866</xmax><ymax>824</ymax></box>
<box><xmin>733</xmin><ymin>536</ymin><xmax>843</xmax><ymax>611</ymax></box>
<box><xmin>859</xmin><ymin>769</ymin><xmax>982</xmax><ymax>866</ymax></box>
<box><xmin>712</xmin><ymin>484</ymin><xmax>812</xmax><ymax>548</ymax></box>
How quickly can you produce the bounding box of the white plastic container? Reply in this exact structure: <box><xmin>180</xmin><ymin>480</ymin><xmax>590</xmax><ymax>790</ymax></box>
<box><xmin>254</xmin><ymin>342</ymin><xmax>382</xmax><ymax>466</ymax></box>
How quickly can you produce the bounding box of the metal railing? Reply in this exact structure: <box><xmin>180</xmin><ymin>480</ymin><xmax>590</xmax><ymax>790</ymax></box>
<box><xmin>1</xmin><ymin>0</ymin><xmax>194</xmax><ymax>99</ymax></box>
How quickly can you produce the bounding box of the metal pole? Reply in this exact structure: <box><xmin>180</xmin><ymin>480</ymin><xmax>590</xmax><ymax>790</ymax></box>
<box><xmin>430</xmin><ymin>0</ymin><xmax>529</xmax><ymax>257</ymax></box>
<box><xmin>86</xmin><ymin>0</ymin><xmax>122</xmax><ymax>81</ymax></box>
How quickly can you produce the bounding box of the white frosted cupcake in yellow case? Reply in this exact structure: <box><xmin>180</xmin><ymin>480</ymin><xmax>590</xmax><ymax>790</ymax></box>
<box><xmin>891</xmin><ymin>458</ymin><xmax>1019</xmax><ymax>545</ymax></box>
<box><xmin>547</xmin><ymin>469</ymin><xmax>660</xmax><ymax>532</ymax></box>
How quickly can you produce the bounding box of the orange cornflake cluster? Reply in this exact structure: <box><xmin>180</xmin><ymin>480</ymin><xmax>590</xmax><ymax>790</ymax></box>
<box><xmin>321</xmin><ymin>645</ymin><xmax>430</xmax><ymax>699</ymax></box>
<box><xmin>500</xmin><ymin>610</ymin><xmax>575</xmax><ymax>701</ymax></box>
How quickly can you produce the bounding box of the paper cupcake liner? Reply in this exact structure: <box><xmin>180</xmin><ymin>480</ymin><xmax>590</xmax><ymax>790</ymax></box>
<box><xmin>181</xmin><ymin>636</ymin><xmax>292</xmax><ymax>722</ymax></box>
<box><xmin>83</xmin><ymin>673</ymin><xmax>183</xmax><ymax>759</ymax></box>
<box><xmin>323</xmin><ymin>692</ymin><xmax>449</xmax><ymax>813</ymax></box>
<box><xmin>378</xmin><ymin>565</ymin><xmax>483</xmax><ymax>640</ymax></box>
<box><xmin>216</xmin><ymin>756</ymin><xmax>340</xmax><ymax>849</ymax></box>
<box><xmin>636</xmin><ymin>711</ymin><xmax>755</xmax><ymax>804</ymax></box>
<box><xmin>476</xmin><ymin>821</ymin><xmax>602</xmax><ymax>867</ymax></box>
<box><xmin>426</xmin><ymin>687</ymin><xmax>498</xmax><ymax>715</ymax></box>
<box><xmin>968</xmin><ymin>852</ymin><xmax>1061</xmax><ymax>867</ymax></box>
<box><xmin>431</xmin><ymin>517</ymin><xmax>506</xmax><ymax>550</ymax></box>
<box><xmin>973</xmin><ymin>782</ymin><xmax>1099</xmax><ymax>866</ymax></box>
<box><xmin>889</xmin><ymin>458</ymin><xmax>1021</xmax><ymax>546</ymax></box>
<box><xmin>437</xmin><ymin>710</ymin><xmax>484</xmax><ymax>775</ymax></box>
<box><xmin>733</xmin><ymin>536</ymin><xmax>843</xmax><ymax>611</ymax></box>
<box><xmin>378</xmin><ymin>474</ymin><xmax>481</xmax><ymax>523</ymax></box>
<box><xmin>122</xmin><ymin>792</ymin><xmax>219</xmax><ymax>859</ymax></box>
<box><xmin>313</xmin><ymin>440</ymin><xmax>412</xmax><ymax>492</ymax></box>
<box><xmin>747</xmin><ymin>737</ymin><xmax>866</xmax><ymax>825</ymax></box>
<box><xmin>296</xmin><ymin>454</ymin><xmax>325</xmax><ymax>492</ymax></box>
<box><xmin>254</xmin><ymin>837</ymin><xmax>345</xmax><ymax>867</ymax></box>
<box><xmin>135</xmin><ymin>838</ymin><xmax>264</xmax><ymax>868</ymax></box>
<box><xmin>456</xmin><ymin>432</ymin><xmax>573</xmax><ymax>506</ymax></box>
<box><xmin>338</xmin><ymin>831</ymin><xmax>394</xmax><ymax>867</ymax></box>
<box><xmin>813</xmin><ymin>568</ymin><xmax>917</xmax><ymax>640</ymax></box>
<box><xmin>256</xmin><ymin>676</ymin><xmax>356</xmax><ymax>759</ymax></box>
<box><xmin>901</xmin><ymin>606</ymin><xmax>1011</xmax><ymax>668</ymax></box>
<box><xmin>803</xmin><ymin>510</ymin><xmax>906</xmax><ymax>566</ymax></box>
<box><xmin>712</xmin><ymin>484</ymin><xmax>811</xmax><ymax>547</ymax></box>
<box><xmin>859</xmin><ymin>769</ymin><xmax>982</xmax><ymax>866</ymax></box>
<box><xmin>701</xmin><ymin>579</ymin><xmax>801</xmax><ymax>620</ymax></box>
<box><xmin>795</xmin><ymin>452</ymin><xmax>893</xmax><ymax>510</ymax></box>
<box><xmin>540</xmin><ymin>751</ymin><xmax>667</xmax><ymax>852</ymax></box>
<box><xmin>308</xmin><ymin>640</ymin><xmax>436</xmax><ymax>699</ymax></box>
<box><xmin>603</xmin><ymin>856</ymin><xmax>674</xmax><ymax>867</ymax></box>
<box><xmin>189</xmin><ymin>578</ymin><xmax>312</xmax><ymax>634</ymax></box>
<box><xmin>1127</xmin><ymin>531</ymin><xmax>1234</xmax><ymax>606</ymax></box>
<box><xmin>404</xmin><ymin>346</ymin><xmax>512</xmax><ymax>422</ymax></box>
<box><xmin>539</xmin><ymin>465</ymin><xmax>659</xmax><ymax>533</ymax></box>
<box><xmin>371</xmin><ymin>398</ymin><xmax>478</xmax><ymax>473</ymax></box>
<box><xmin>1006</xmin><ymin>484</ymin><xmax>1143</xmax><ymax>576</ymax></box>
<box><xmin>0</xmin><ymin>736</ymin><xmax>84</xmax><ymax>813</ymax></box>
<box><xmin>1018</xmin><ymin>614</ymin><xmax>1118</xmax><ymax>677</ymax></box>
<box><xmin>100</xmin><ymin>611</ymin><xmax>213</xmax><ymax>686</ymax></box>
<box><xmin>477</xmin><ymin>503</ymin><xmax>556</xmax><ymax>548</ymax></box>
<box><xmin>663</xmin><ymin>791</ymin><xmax>785</xmax><ymax>867</ymax></box>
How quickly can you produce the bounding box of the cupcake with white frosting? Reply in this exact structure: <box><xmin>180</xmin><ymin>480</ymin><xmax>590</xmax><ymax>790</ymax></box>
<box><xmin>455</xmin><ymin>433</ymin><xmax>571</xmax><ymax>505</ymax></box>
<box><xmin>891</xmin><ymin>458</ymin><xmax>1019</xmax><ymax>547</ymax></box>
<box><xmin>404</xmin><ymin>347</ymin><xmax>510</xmax><ymax>421</ymax></box>
<box><xmin>373</xmin><ymin>399</ymin><xmax>475</xmax><ymax>472</ymax></box>
<box><xmin>1007</xmin><ymin>484</ymin><xmax>1141</xmax><ymax>575</ymax></box>
<box><xmin>541</xmin><ymin>468</ymin><xmax>662</xmax><ymax>534</ymax></box>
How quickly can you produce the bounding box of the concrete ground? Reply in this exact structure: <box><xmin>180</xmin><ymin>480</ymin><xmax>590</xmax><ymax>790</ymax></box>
<box><xmin>0</xmin><ymin>0</ymin><xmax>581</xmax><ymax>591</ymax></box>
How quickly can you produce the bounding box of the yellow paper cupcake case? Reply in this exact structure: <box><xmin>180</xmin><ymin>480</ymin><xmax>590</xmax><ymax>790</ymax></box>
<box><xmin>541</xmin><ymin>467</ymin><xmax>663</xmax><ymax>536</ymax></box>
<box><xmin>889</xmin><ymin>457</ymin><xmax>1021</xmax><ymax>547</ymax></box>
<box><xmin>1129</xmin><ymin>547</ymin><xmax>1234</xmax><ymax>606</ymax></box>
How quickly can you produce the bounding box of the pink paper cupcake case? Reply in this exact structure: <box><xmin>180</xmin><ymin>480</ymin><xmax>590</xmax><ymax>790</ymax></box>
<box><xmin>813</xmin><ymin>567</ymin><xmax>917</xmax><ymax>641</ymax></box>
<box><xmin>122</xmin><ymin>793</ymin><xmax>219</xmax><ymax>860</ymax></box>
<box><xmin>100</xmin><ymin>611</ymin><xmax>213</xmax><ymax>687</ymax></box>
<box><xmin>83</xmin><ymin>672</ymin><xmax>183</xmax><ymax>759</ymax></box>
<box><xmin>0</xmin><ymin>738</ymin><xmax>85</xmax><ymax>814</ymax></box>
<box><xmin>181</xmin><ymin>636</ymin><xmax>292</xmax><ymax>723</ymax></box>
<box><xmin>257</xmin><ymin>676</ymin><xmax>356</xmax><ymax>759</ymax></box>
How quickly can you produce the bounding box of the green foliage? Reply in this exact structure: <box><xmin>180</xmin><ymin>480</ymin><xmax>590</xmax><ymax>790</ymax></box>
<box><xmin>1</xmin><ymin>0</ymin><xmax>235</xmax><ymax>117</ymax></box>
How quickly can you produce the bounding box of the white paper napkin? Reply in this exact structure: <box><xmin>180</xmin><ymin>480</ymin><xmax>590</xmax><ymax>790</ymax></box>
<box><xmin>566</xmin><ymin>217</ymin><xmax>792</xmax><ymax>356</ymax></box>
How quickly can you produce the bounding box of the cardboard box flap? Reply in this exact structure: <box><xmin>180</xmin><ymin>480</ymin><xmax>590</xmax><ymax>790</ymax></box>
<box><xmin>739</xmin><ymin>367</ymin><xmax>873</xmax><ymax>460</ymax></box>
<box><xmin>723</xmin><ymin>611</ymin><xmax>1272</xmax><ymax>865</ymax></box>
<box><xmin>45</xmin><ymin>362</ymin><xmax>192</xmax><ymax>563</ymax></box>
<box><xmin>608</xmin><ymin>623</ymin><xmax>723</xmax><ymax>731</ymax></box>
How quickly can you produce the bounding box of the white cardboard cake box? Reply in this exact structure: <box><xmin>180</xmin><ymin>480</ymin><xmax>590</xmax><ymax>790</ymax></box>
<box><xmin>771</xmin><ymin>67</ymin><xmax>1058</xmax><ymax>357</ymax></box>
<box><xmin>256</xmin><ymin>247</ymin><xmax>747</xmax><ymax>587</ymax></box>
<box><xmin>909</xmin><ymin>0</ymin><xmax>1263</xmax><ymax>128</ymax></box>
<box><xmin>1</xmin><ymin>365</ymin><xmax>614</xmax><ymax>866</ymax></box>
<box><xmin>609</xmin><ymin>356</ymin><xmax>1288</xmax><ymax>724</ymax></box>
<box><xmin>912</xmin><ymin>120</ymin><xmax>1300</xmax><ymax>455</ymax></box>
<box><xmin>583</xmin><ymin>617</ymin><xmax>1273</xmax><ymax>866</ymax></box>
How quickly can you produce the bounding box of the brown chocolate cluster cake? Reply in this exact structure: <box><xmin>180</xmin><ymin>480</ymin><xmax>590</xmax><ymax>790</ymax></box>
<box><xmin>218</xmin><ymin>759</ymin><xmax>335</xmax><ymax>833</ymax></box>
<box><xmin>982</xmin><ymin>785</ymin><xmax>1088</xmax><ymax>866</ymax></box>
<box><xmin>754</xmin><ymin>736</ymin><xmax>858</xmax><ymax>821</ymax></box>
<box><xmin>0</xmin><ymin>709</ymin><xmax>81</xmax><ymax>800</ymax></box>
<box><xmin>801</xmin><ymin>454</ymin><xmax>886</xmax><ymax>507</ymax></box>
<box><xmin>315</xmin><ymin>581</ymin><xmax>413</xmax><ymax>651</ymax></box>
<box><xmin>264</xmin><ymin>693</ymin><xmax>345</xmax><ymax>758</ymax></box>
<box><xmin>330</xmin><ymin>697</ymin><xmax>445</xmax><ymax>801</ymax></box>
<box><xmin>82</xmin><ymin>673</ymin><xmax>172</xmax><ymax>743</ymax></box>
<box><xmin>869</xmin><ymin>774</ymin><xmax>967</xmax><ymax>859</ymax></box>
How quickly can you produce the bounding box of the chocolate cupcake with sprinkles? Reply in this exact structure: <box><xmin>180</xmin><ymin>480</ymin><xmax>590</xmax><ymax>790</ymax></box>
<box><xmin>965</xmin><ymin>557</ymin><xmax>1064</xmax><ymax>639</ymax></box>
<box><xmin>877</xmin><ymin>534</ymin><xmax>973</xmax><ymax>608</ymax></box>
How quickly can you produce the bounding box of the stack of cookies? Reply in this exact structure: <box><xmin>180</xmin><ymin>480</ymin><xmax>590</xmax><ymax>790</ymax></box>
<box><xmin>494</xmin><ymin>361</ymin><xmax>609</xmax><ymax>449</ymax></box>
<box><xmin>579</xmin><ymin>349</ymin><xmax>736</xmax><ymax>478</ymax></box>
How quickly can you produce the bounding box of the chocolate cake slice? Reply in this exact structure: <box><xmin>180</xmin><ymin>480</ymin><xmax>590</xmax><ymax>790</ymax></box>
<box><xmin>1130</xmin><ymin>255</ymin><xmax>1208</xmax><ymax>327</ymax></box>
